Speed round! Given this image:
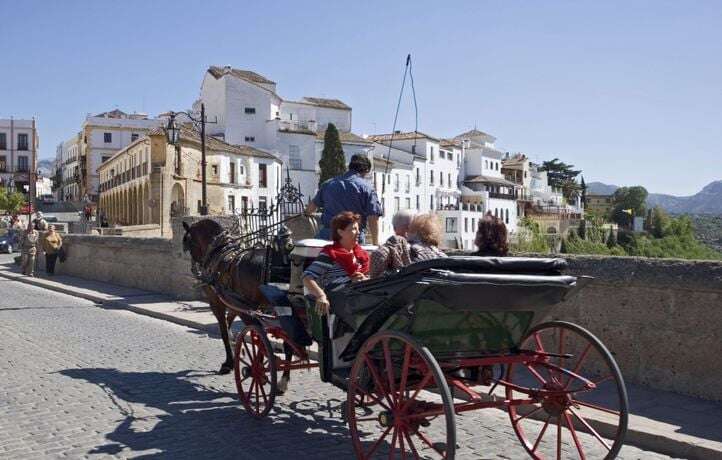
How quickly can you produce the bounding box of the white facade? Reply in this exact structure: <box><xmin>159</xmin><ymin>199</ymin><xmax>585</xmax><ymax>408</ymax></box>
<box><xmin>197</xmin><ymin>66</ymin><xmax>371</xmax><ymax>200</ymax></box>
<box><xmin>0</xmin><ymin>118</ymin><xmax>38</xmax><ymax>195</ymax></box>
<box><xmin>368</xmin><ymin>133</ymin><xmax>484</xmax><ymax>247</ymax></box>
<box><xmin>56</xmin><ymin>134</ymin><xmax>82</xmax><ymax>201</ymax></box>
<box><xmin>81</xmin><ymin>111</ymin><xmax>164</xmax><ymax>200</ymax></box>
<box><xmin>209</xmin><ymin>149</ymin><xmax>284</xmax><ymax>215</ymax></box>
<box><xmin>455</xmin><ymin>129</ymin><xmax>519</xmax><ymax>233</ymax></box>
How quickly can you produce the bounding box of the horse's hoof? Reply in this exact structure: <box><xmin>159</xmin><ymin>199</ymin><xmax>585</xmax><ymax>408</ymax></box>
<box><xmin>218</xmin><ymin>363</ymin><xmax>233</xmax><ymax>375</ymax></box>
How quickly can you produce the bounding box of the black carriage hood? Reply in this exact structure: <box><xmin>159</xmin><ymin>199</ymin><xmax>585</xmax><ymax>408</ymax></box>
<box><xmin>336</xmin><ymin>256</ymin><xmax>589</xmax><ymax>361</ymax></box>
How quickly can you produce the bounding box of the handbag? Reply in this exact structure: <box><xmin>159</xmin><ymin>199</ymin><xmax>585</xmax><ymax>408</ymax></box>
<box><xmin>58</xmin><ymin>246</ymin><xmax>67</xmax><ymax>263</ymax></box>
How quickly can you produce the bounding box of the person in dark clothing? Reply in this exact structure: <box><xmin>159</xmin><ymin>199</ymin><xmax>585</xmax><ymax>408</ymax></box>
<box><xmin>305</xmin><ymin>154</ymin><xmax>383</xmax><ymax>245</ymax></box>
<box><xmin>474</xmin><ymin>215</ymin><xmax>509</xmax><ymax>256</ymax></box>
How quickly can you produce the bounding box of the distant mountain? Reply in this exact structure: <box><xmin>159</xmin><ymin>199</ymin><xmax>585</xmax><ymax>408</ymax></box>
<box><xmin>586</xmin><ymin>181</ymin><xmax>722</xmax><ymax>215</ymax></box>
<box><xmin>647</xmin><ymin>181</ymin><xmax>722</xmax><ymax>215</ymax></box>
<box><xmin>586</xmin><ymin>182</ymin><xmax>619</xmax><ymax>195</ymax></box>
<box><xmin>37</xmin><ymin>159</ymin><xmax>54</xmax><ymax>177</ymax></box>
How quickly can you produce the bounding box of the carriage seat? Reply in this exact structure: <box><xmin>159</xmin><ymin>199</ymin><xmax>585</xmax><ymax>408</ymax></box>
<box><xmin>396</xmin><ymin>256</ymin><xmax>568</xmax><ymax>277</ymax></box>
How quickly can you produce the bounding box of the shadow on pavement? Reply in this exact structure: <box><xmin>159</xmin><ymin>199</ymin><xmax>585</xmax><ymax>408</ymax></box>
<box><xmin>58</xmin><ymin>367</ymin><xmax>356</xmax><ymax>459</ymax></box>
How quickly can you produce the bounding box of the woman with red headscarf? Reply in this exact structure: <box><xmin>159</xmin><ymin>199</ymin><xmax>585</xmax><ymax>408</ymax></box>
<box><xmin>303</xmin><ymin>211</ymin><xmax>370</xmax><ymax>314</ymax></box>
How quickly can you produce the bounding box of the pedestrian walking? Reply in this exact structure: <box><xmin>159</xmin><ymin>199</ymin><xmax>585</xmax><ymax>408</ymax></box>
<box><xmin>41</xmin><ymin>225</ymin><xmax>63</xmax><ymax>275</ymax></box>
<box><xmin>20</xmin><ymin>226</ymin><xmax>39</xmax><ymax>276</ymax></box>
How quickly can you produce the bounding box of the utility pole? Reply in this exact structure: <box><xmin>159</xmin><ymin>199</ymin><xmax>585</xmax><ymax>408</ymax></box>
<box><xmin>28</xmin><ymin>117</ymin><xmax>37</xmax><ymax>224</ymax></box>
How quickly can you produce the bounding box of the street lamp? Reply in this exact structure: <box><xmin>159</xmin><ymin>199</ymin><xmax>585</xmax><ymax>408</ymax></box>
<box><xmin>162</xmin><ymin>103</ymin><xmax>215</xmax><ymax>216</ymax></box>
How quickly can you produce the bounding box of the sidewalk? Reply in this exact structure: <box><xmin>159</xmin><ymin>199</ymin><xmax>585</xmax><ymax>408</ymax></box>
<box><xmin>1</xmin><ymin>261</ymin><xmax>721</xmax><ymax>459</ymax></box>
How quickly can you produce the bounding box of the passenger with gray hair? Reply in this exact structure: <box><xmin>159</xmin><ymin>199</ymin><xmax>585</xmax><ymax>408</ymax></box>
<box><xmin>369</xmin><ymin>209</ymin><xmax>415</xmax><ymax>278</ymax></box>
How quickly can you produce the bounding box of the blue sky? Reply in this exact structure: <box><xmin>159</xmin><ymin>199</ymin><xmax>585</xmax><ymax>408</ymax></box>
<box><xmin>2</xmin><ymin>0</ymin><xmax>721</xmax><ymax>196</ymax></box>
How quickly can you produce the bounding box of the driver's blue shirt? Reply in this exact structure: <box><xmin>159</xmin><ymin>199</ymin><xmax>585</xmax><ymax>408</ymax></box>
<box><xmin>312</xmin><ymin>171</ymin><xmax>383</xmax><ymax>240</ymax></box>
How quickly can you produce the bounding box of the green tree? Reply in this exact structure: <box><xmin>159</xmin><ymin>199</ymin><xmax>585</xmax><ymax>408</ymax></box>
<box><xmin>580</xmin><ymin>176</ymin><xmax>587</xmax><ymax>207</ymax></box>
<box><xmin>577</xmin><ymin>219</ymin><xmax>587</xmax><ymax>239</ymax></box>
<box><xmin>610</xmin><ymin>186</ymin><xmax>648</xmax><ymax>228</ymax></box>
<box><xmin>606</xmin><ymin>229</ymin><xmax>617</xmax><ymax>249</ymax></box>
<box><xmin>318</xmin><ymin>123</ymin><xmax>346</xmax><ymax>186</ymax></box>
<box><xmin>650</xmin><ymin>206</ymin><xmax>670</xmax><ymax>238</ymax></box>
<box><xmin>510</xmin><ymin>217</ymin><xmax>550</xmax><ymax>253</ymax></box>
<box><xmin>0</xmin><ymin>188</ymin><xmax>25</xmax><ymax>214</ymax></box>
<box><xmin>539</xmin><ymin>158</ymin><xmax>582</xmax><ymax>202</ymax></box>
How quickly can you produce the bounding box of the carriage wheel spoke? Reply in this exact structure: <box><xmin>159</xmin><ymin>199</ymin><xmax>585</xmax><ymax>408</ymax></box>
<box><xmin>399</xmin><ymin>344</ymin><xmax>412</xmax><ymax>396</ymax></box>
<box><xmin>570</xmin><ymin>408</ymin><xmax>611</xmax><ymax>451</ymax></box>
<box><xmin>524</xmin><ymin>364</ymin><xmax>548</xmax><ymax>385</ymax></box>
<box><xmin>364</xmin><ymin>355</ymin><xmax>394</xmax><ymax>407</ymax></box>
<box><xmin>565</xmin><ymin>412</ymin><xmax>587</xmax><ymax>460</ymax></box>
<box><xmin>408</xmin><ymin>371</ymin><xmax>433</xmax><ymax>404</ymax></box>
<box><xmin>389</xmin><ymin>427</ymin><xmax>398</xmax><ymax>459</ymax></box>
<box><xmin>533</xmin><ymin>331</ymin><xmax>546</xmax><ymax>353</ymax></box>
<box><xmin>364</xmin><ymin>425</ymin><xmax>393</xmax><ymax>459</ymax></box>
<box><xmin>403</xmin><ymin>431</ymin><xmax>421</xmax><ymax>460</ymax></box>
<box><xmin>572</xmin><ymin>399</ymin><xmax>620</xmax><ymax>416</ymax></box>
<box><xmin>258</xmin><ymin>376</ymin><xmax>268</xmax><ymax>404</ymax></box>
<box><xmin>594</xmin><ymin>375</ymin><xmax>614</xmax><ymax>386</ymax></box>
<box><xmin>556</xmin><ymin>415</ymin><xmax>562</xmax><ymax>460</ymax></box>
<box><xmin>383</xmin><ymin>339</ymin><xmax>396</xmax><ymax>404</ymax></box>
<box><xmin>246</xmin><ymin>380</ymin><xmax>256</xmax><ymax>404</ymax></box>
<box><xmin>242</xmin><ymin>341</ymin><xmax>253</xmax><ymax>363</ymax></box>
<box><xmin>350</xmin><ymin>381</ymin><xmax>391</xmax><ymax>411</ymax></box>
<box><xmin>254</xmin><ymin>378</ymin><xmax>260</xmax><ymax>411</ymax></box>
<box><xmin>532</xmin><ymin>415</ymin><xmax>552</xmax><ymax>453</ymax></box>
<box><xmin>415</xmin><ymin>430</ymin><xmax>446</xmax><ymax>457</ymax></box>
<box><xmin>564</xmin><ymin>343</ymin><xmax>592</xmax><ymax>390</ymax></box>
<box><xmin>513</xmin><ymin>405</ymin><xmax>543</xmax><ymax>425</ymax></box>
<box><xmin>399</xmin><ymin>428</ymin><xmax>407</xmax><ymax>460</ymax></box>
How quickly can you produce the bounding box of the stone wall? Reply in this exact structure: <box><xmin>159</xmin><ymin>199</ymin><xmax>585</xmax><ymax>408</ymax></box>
<box><xmin>546</xmin><ymin>255</ymin><xmax>722</xmax><ymax>401</ymax></box>
<box><xmin>48</xmin><ymin>219</ymin><xmax>722</xmax><ymax>400</ymax></box>
<box><xmin>52</xmin><ymin>232</ymin><xmax>198</xmax><ymax>299</ymax></box>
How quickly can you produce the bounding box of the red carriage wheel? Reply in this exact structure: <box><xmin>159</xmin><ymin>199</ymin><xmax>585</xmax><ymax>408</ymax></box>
<box><xmin>347</xmin><ymin>330</ymin><xmax>456</xmax><ymax>460</ymax></box>
<box><xmin>506</xmin><ymin>321</ymin><xmax>628</xmax><ymax>459</ymax></box>
<box><xmin>234</xmin><ymin>324</ymin><xmax>277</xmax><ymax>418</ymax></box>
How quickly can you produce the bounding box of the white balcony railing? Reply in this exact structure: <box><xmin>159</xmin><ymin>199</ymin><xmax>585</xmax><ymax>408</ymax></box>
<box><xmin>279</xmin><ymin>120</ymin><xmax>318</xmax><ymax>133</ymax></box>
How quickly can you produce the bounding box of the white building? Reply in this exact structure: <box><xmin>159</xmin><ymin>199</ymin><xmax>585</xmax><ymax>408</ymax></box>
<box><xmin>455</xmin><ymin>129</ymin><xmax>519</xmax><ymax>234</ymax></box>
<box><xmin>197</xmin><ymin>66</ymin><xmax>372</xmax><ymax>200</ymax></box>
<box><xmin>56</xmin><ymin>133</ymin><xmax>81</xmax><ymax>201</ymax></box>
<box><xmin>55</xmin><ymin>109</ymin><xmax>163</xmax><ymax>203</ymax></box>
<box><xmin>0</xmin><ymin>118</ymin><xmax>38</xmax><ymax>196</ymax></box>
<box><xmin>368</xmin><ymin>132</ymin><xmax>484</xmax><ymax>248</ymax></box>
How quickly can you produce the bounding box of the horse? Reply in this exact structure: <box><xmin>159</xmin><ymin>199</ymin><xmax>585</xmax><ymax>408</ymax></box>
<box><xmin>181</xmin><ymin>219</ymin><xmax>297</xmax><ymax>393</ymax></box>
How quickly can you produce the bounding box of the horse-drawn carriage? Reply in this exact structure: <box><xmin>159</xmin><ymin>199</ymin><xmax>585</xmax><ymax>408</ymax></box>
<box><xmin>181</xmin><ymin>178</ymin><xmax>629</xmax><ymax>459</ymax></box>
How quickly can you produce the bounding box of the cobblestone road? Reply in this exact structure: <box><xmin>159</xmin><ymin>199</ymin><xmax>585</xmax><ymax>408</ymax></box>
<box><xmin>0</xmin><ymin>278</ymin><xmax>680</xmax><ymax>459</ymax></box>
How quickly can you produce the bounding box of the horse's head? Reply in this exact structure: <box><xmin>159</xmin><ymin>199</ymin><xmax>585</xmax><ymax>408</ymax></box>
<box><xmin>182</xmin><ymin>219</ymin><xmax>224</xmax><ymax>264</ymax></box>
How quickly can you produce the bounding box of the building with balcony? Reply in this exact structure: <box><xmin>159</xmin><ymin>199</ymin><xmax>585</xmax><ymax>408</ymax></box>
<box><xmin>97</xmin><ymin>126</ymin><xmax>282</xmax><ymax>236</ymax></box>
<box><xmin>455</xmin><ymin>129</ymin><xmax>519</xmax><ymax>233</ymax></box>
<box><xmin>0</xmin><ymin>118</ymin><xmax>38</xmax><ymax>197</ymax></box>
<box><xmin>197</xmin><ymin>66</ymin><xmax>372</xmax><ymax>200</ymax></box>
<box><xmin>368</xmin><ymin>131</ymin><xmax>469</xmax><ymax>243</ymax></box>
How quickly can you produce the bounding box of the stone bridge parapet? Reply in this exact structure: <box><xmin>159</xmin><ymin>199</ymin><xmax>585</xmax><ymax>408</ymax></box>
<box><xmin>51</xmin><ymin>219</ymin><xmax>722</xmax><ymax>400</ymax></box>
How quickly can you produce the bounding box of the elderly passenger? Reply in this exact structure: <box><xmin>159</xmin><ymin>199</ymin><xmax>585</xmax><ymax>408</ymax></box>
<box><xmin>303</xmin><ymin>212</ymin><xmax>370</xmax><ymax>315</ymax></box>
<box><xmin>474</xmin><ymin>216</ymin><xmax>509</xmax><ymax>256</ymax></box>
<box><xmin>408</xmin><ymin>213</ymin><xmax>447</xmax><ymax>262</ymax></box>
<box><xmin>369</xmin><ymin>210</ymin><xmax>414</xmax><ymax>278</ymax></box>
